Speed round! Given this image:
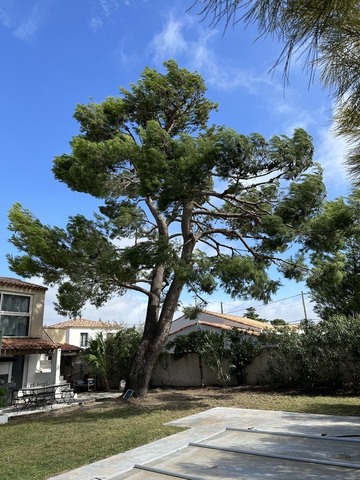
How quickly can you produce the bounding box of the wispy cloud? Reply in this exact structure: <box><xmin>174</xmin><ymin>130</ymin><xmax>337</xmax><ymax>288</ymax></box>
<box><xmin>89</xmin><ymin>0</ymin><xmax>120</xmax><ymax>32</ymax></box>
<box><xmin>14</xmin><ymin>2</ymin><xmax>44</xmax><ymax>41</ymax></box>
<box><xmin>0</xmin><ymin>6</ymin><xmax>11</xmax><ymax>29</ymax></box>
<box><xmin>150</xmin><ymin>13</ymin><xmax>269</xmax><ymax>93</ymax></box>
<box><xmin>0</xmin><ymin>0</ymin><xmax>49</xmax><ymax>41</ymax></box>
<box><xmin>261</xmin><ymin>86</ymin><xmax>350</xmax><ymax>190</ymax></box>
<box><xmin>32</xmin><ymin>277</ymin><xmax>147</xmax><ymax>327</ymax></box>
<box><xmin>207</xmin><ymin>292</ymin><xmax>318</xmax><ymax>323</ymax></box>
<box><xmin>151</xmin><ymin>16</ymin><xmax>188</xmax><ymax>59</ymax></box>
<box><xmin>315</xmin><ymin>124</ymin><xmax>349</xmax><ymax>195</ymax></box>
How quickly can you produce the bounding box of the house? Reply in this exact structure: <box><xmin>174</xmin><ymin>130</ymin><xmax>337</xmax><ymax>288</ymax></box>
<box><xmin>0</xmin><ymin>277</ymin><xmax>79</xmax><ymax>391</ymax></box>
<box><xmin>152</xmin><ymin>310</ymin><xmax>273</xmax><ymax>387</ymax></box>
<box><xmin>44</xmin><ymin>319</ymin><xmax>123</xmax><ymax>387</ymax></box>
<box><xmin>44</xmin><ymin>318</ymin><xmax>123</xmax><ymax>348</ymax></box>
<box><xmin>168</xmin><ymin>310</ymin><xmax>273</xmax><ymax>340</ymax></box>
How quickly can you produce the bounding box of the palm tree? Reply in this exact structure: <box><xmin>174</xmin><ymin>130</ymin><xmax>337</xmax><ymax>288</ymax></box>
<box><xmin>193</xmin><ymin>1</ymin><xmax>360</xmax><ymax>181</ymax></box>
<box><xmin>84</xmin><ymin>333</ymin><xmax>110</xmax><ymax>392</ymax></box>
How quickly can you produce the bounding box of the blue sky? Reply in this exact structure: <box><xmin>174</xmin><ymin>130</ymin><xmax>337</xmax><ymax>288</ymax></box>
<box><xmin>0</xmin><ymin>0</ymin><xmax>350</xmax><ymax>326</ymax></box>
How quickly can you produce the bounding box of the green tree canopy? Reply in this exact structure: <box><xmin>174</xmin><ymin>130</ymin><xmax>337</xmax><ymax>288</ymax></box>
<box><xmin>7</xmin><ymin>60</ymin><xmax>325</xmax><ymax>396</ymax></box>
<box><xmin>243</xmin><ymin>306</ymin><xmax>266</xmax><ymax>322</ymax></box>
<box><xmin>193</xmin><ymin>1</ymin><xmax>360</xmax><ymax>181</ymax></box>
<box><xmin>305</xmin><ymin>190</ymin><xmax>360</xmax><ymax>319</ymax></box>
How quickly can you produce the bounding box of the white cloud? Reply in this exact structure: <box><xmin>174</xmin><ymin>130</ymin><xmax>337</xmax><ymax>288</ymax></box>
<box><xmin>89</xmin><ymin>17</ymin><xmax>104</xmax><ymax>32</ymax></box>
<box><xmin>215</xmin><ymin>294</ymin><xmax>319</xmax><ymax>324</ymax></box>
<box><xmin>15</xmin><ymin>1</ymin><xmax>48</xmax><ymax>41</ymax></box>
<box><xmin>0</xmin><ymin>0</ymin><xmax>49</xmax><ymax>41</ymax></box>
<box><xmin>315</xmin><ymin>124</ymin><xmax>349</xmax><ymax>194</ymax></box>
<box><xmin>260</xmin><ymin>86</ymin><xmax>350</xmax><ymax>193</ymax></box>
<box><xmin>0</xmin><ymin>6</ymin><xmax>11</xmax><ymax>28</ymax></box>
<box><xmin>99</xmin><ymin>0</ymin><xmax>117</xmax><ymax>17</ymax></box>
<box><xmin>151</xmin><ymin>16</ymin><xmax>188</xmax><ymax>61</ymax></box>
<box><xmin>113</xmin><ymin>38</ymin><xmax>138</xmax><ymax>67</ymax></box>
<box><xmin>89</xmin><ymin>0</ymin><xmax>119</xmax><ymax>32</ymax></box>
<box><xmin>41</xmin><ymin>282</ymin><xmax>147</xmax><ymax>327</ymax></box>
<box><xmin>254</xmin><ymin>297</ymin><xmax>318</xmax><ymax>324</ymax></box>
<box><xmin>274</xmin><ymin>100</ymin><xmax>316</xmax><ymax>134</ymax></box>
<box><xmin>149</xmin><ymin>13</ymin><xmax>269</xmax><ymax>93</ymax></box>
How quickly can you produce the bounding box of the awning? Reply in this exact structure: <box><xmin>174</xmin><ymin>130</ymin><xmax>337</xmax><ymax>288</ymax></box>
<box><xmin>0</xmin><ymin>337</ymin><xmax>81</xmax><ymax>356</ymax></box>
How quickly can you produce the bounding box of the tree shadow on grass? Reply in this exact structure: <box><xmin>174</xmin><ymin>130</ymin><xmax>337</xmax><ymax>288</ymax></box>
<box><xmin>8</xmin><ymin>386</ymin><xmax>360</xmax><ymax>427</ymax></box>
<box><xmin>299</xmin><ymin>402</ymin><xmax>360</xmax><ymax>417</ymax></box>
<box><xmin>8</xmin><ymin>395</ymin><xmax>209</xmax><ymax>427</ymax></box>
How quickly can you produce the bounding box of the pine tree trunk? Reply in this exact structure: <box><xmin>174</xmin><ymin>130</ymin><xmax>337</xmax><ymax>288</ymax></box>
<box><xmin>103</xmin><ymin>376</ymin><xmax>110</xmax><ymax>392</ymax></box>
<box><xmin>125</xmin><ymin>333</ymin><xmax>167</xmax><ymax>397</ymax></box>
<box><xmin>125</xmin><ymin>276</ymin><xmax>187</xmax><ymax>397</ymax></box>
<box><xmin>126</xmin><ymin>203</ymin><xmax>196</xmax><ymax>397</ymax></box>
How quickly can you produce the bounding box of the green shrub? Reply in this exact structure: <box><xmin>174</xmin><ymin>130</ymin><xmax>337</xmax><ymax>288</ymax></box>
<box><xmin>0</xmin><ymin>387</ymin><xmax>8</xmax><ymax>408</ymax></box>
<box><xmin>260</xmin><ymin>315</ymin><xmax>360</xmax><ymax>391</ymax></box>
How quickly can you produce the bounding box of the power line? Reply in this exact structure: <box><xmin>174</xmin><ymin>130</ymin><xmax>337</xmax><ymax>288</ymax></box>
<box><xmin>225</xmin><ymin>293</ymin><xmax>307</xmax><ymax>315</ymax></box>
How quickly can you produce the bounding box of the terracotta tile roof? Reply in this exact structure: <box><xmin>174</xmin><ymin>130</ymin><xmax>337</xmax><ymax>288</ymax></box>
<box><xmin>202</xmin><ymin>310</ymin><xmax>273</xmax><ymax>330</ymax></box>
<box><xmin>0</xmin><ymin>337</ymin><xmax>80</xmax><ymax>354</ymax></box>
<box><xmin>169</xmin><ymin>321</ymin><xmax>260</xmax><ymax>336</ymax></box>
<box><xmin>57</xmin><ymin>342</ymin><xmax>82</xmax><ymax>352</ymax></box>
<box><xmin>0</xmin><ymin>277</ymin><xmax>47</xmax><ymax>291</ymax></box>
<box><xmin>45</xmin><ymin>318</ymin><xmax>123</xmax><ymax>329</ymax></box>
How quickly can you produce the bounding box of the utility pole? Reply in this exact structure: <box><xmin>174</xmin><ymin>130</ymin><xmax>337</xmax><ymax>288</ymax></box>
<box><xmin>301</xmin><ymin>291</ymin><xmax>308</xmax><ymax>320</ymax></box>
<box><xmin>301</xmin><ymin>291</ymin><xmax>309</xmax><ymax>330</ymax></box>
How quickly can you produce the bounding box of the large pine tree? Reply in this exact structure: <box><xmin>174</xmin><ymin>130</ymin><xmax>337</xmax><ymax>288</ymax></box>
<box><xmin>8</xmin><ymin>61</ymin><xmax>325</xmax><ymax>396</ymax></box>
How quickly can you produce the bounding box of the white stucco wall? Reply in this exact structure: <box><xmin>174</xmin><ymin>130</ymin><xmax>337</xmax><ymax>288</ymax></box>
<box><xmin>65</xmin><ymin>327</ymin><xmax>119</xmax><ymax>347</ymax></box>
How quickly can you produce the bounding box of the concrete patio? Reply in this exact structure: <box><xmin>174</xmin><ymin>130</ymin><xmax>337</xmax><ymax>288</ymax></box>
<box><xmin>48</xmin><ymin>407</ymin><xmax>360</xmax><ymax>480</ymax></box>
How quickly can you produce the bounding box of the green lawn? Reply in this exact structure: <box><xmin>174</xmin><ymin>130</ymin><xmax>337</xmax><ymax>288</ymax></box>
<box><xmin>1</xmin><ymin>387</ymin><xmax>359</xmax><ymax>480</ymax></box>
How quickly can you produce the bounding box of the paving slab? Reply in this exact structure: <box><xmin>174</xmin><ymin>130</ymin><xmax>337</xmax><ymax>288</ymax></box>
<box><xmin>48</xmin><ymin>408</ymin><xmax>360</xmax><ymax>480</ymax></box>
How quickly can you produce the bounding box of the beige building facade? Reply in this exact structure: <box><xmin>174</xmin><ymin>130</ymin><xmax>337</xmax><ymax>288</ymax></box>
<box><xmin>0</xmin><ymin>277</ymin><xmax>79</xmax><ymax>390</ymax></box>
<box><xmin>44</xmin><ymin>318</ymin><xmax>123</xmax><ymax>349</ymax></box>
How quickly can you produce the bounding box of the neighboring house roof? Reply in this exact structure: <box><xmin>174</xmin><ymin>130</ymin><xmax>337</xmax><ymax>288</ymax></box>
<box><xmin>169</xmin><ymin>321</ymin><xmax>231</xmax><ymax>336</ymax></box>
<box><xmin>168</xmin><ymin>311</ymin><xmax>273</xmax><ymax>342</ymax></box>
<box><xmin>169</xmin><ymin>321</ymin><xmax>260</xmax><ymax>337</ymax></box>
<box><xmin>201</xmin><ymin>310</ymin><xmax>273</xmax><ymax>330</ymax></box>
<box><xmin>0</xmin><ymin>337</ymin><xmax>80</xmax><ymax>355</ymax></box>
<box><xmin>45</xmin><ymin>318</ymin><xmax>122</xmax><ymax>329</ymax></box>
<box><xmin>0</xmin><ymin>276</ymin><xmax>47</xmax><ymax>291</ymax></box>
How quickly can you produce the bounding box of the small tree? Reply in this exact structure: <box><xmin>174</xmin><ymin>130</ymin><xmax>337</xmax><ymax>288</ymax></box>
<box><xmin>84</xmin><ymin>333</ymin><xmax>110</xmax><ymax>391</ymax></box>
<box><xmin>227</xmin><ymin>328</ymin><xmax>264</xmax><ymax>384</ymax></box>
<box><xmin>244</xmin><ymin>307</ymin><xmax>267</xmax><ymax>323</ymax></box>
<box><xmin>106</xmin><ymin>327</ymin><xmax>142</xmax><ymax>386</ymax></box>
<box><xmin>270</xmin><ymin>319</ymin><xmax>287</xmax><ymax>326</ymax></box>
